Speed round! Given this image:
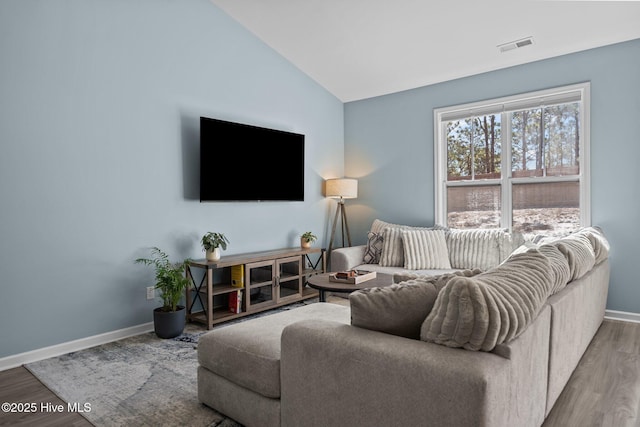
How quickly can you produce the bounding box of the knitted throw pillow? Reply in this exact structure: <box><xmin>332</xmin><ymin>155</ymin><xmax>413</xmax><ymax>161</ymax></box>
<box><xmin>379</xmin><ymin>227</ymin><xmax>405</xmax><ymax>267</ymax></box>
<box><xmin>401</xmin><ymin>229</ymin><xmax>451</xmax><ymax>269</ymax></box>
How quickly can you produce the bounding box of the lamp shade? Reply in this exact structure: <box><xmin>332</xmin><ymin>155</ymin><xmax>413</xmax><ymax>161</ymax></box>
<box><xmin>325</xmin><ymin>178</ymin><xmax>358</xmax><ymax>199</ymax></box>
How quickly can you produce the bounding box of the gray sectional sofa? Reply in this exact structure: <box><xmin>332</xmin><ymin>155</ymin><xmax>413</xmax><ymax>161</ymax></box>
<box><xmin>197</xmin><ymin>221</ymin><xmax>610</xmax><ymax>427</ymax></box>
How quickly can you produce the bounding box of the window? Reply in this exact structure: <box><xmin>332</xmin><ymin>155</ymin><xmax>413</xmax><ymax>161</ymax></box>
<box><xmin>434</xmin><ymin>83</ymin><xmax>590</xmax><ymax>235</ymax></box>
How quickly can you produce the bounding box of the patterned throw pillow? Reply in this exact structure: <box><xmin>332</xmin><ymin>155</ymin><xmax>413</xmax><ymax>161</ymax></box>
<box><xmin>401</xmin><ymin>229</ymin><xmax>451</xmax><ymax>270</ymax></box>
<box><xmin>362</xmin><ymin>232</ymin><xmax>384</xmax><ymax>264</ymax></box>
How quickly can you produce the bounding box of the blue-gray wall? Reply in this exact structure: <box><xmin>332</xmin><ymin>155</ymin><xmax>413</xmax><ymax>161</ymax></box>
<box><xmin>345</xmin><ymin>38</ymin><xmax>640</xmax><ymax>314</ymax></box>
<box><xmin>0</xmin><ymin>0</ymin><xmax>344</xmax><ymax>359</ymax></box>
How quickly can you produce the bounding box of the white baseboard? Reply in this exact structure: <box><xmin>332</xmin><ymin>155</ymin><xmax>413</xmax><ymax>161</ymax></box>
<box><xmin>0</xmin><ymin>322</ymin><xmax>154</xmax><ymax>372</ymax></box>
<box><xmin>604</xmin><ymin>310</ymin><xmax>640</xmax><ymax>324</ymax></box>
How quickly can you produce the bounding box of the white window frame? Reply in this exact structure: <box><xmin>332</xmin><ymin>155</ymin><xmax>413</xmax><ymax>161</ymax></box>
<box><xmin>434</xmin><ymin>82</ymin><xmax>591</xmax><ymax>231</ymax></box>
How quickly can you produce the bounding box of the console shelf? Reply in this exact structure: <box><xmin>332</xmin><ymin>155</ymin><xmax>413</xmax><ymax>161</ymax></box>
<box><xmin>185</xmin><ymin>247</ymin><xmax>325</xmax><ymax>329</ymax></box>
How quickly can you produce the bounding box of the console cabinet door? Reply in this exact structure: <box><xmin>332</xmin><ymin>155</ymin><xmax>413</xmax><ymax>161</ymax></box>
<box><xmin>245</xmin><ymin>259</ymin><xmax>276</xmax><ymax>311</ymax></box>
<box><xmin>276</xmin><ymin>255</ymin><xmax>302</xmax><ymax>303</ymax></box>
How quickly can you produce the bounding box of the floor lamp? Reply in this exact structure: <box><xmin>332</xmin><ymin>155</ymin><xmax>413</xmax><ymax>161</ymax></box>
<box><xmin>325</xmin><ymin>178</ymin><xmax>358</xmax><ymax>255</ymax></box>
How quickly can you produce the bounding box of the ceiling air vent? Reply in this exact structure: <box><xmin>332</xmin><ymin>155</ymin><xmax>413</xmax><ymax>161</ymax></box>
<box><xmin>498</xmin><ymin>36</ymin><xmax>534</xmax><ymax>53</ymax></box>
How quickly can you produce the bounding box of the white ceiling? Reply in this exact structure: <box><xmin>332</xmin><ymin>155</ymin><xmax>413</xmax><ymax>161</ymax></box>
<box><xmin>211</xmin><ymin>0</ymin><xmax>640</xmax><ymax>102</ymax></box>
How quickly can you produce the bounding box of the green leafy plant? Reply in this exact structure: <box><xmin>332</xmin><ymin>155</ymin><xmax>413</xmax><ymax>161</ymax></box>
<box><xmin>135</xmin><ymin>247</ymin><xmax>190</xmax><ymax>312</ymax></box>
<box><xmin>201</xmin><ymin>232</ymin><xmax>230</xmax><ymax>252</ymax></box>
<box><xmin>301</xmin><ymin>231</ymin><xmax>317</xmax><ymax>243</ymax></box>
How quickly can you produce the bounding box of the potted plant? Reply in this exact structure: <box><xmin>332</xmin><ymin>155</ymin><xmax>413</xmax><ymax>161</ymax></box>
<box><xmin>135</xmin><ymin>247</ymin><xmax>191</xmax><ymax>339</ymax></box>
<box><xmin>201</xmin><ymin>232</ymin><xmax>230</xmax><ymax>261</ymax></box>
<box><xmin>300</xmin><ymin>231</ymin><xmax>317</xmax><ymax>249</ymax></box>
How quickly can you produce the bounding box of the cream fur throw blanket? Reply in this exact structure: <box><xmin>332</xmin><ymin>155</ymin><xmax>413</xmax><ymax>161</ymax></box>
<box><xmin>421</xmin><ymin>251</ymin><xmax>553</xmax><ymax>351</ymax></box>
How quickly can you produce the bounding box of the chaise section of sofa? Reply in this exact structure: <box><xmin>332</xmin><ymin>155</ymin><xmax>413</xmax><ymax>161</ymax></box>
<box><xmin>197</xmin><ymin>303</ymin><xmax>351</xmax><ymax>427</ymax></box>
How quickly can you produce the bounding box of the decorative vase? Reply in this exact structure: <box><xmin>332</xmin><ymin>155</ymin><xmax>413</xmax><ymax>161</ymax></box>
<box><xmin>206</xmin><ymin>247</ymin><xmax>221</xmax><ymax>261</ymax></box>
<box><xmin>153</xmin><ymin>306</ymin><xmax>186</xmax><ymax>339</ymax></box>
<box><xmin>301</xmin><ymin>238</ymin><xmax>311</xmax><ymax>249</ymax></box>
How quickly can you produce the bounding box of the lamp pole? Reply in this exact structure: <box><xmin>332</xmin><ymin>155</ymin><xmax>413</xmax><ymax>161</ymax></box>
<box><xmin>325</xmin><ymin>178</ymin><xmax>358</xmax><ymax>258</ymax></box>
<box><xmin>328</xmin><ymin>196</ymin><xmax>353</xmax><ymax>255</ymax></box>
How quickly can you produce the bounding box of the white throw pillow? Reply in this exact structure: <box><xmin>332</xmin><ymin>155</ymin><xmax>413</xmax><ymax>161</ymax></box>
<box><xmin>379</xmin><ymin>227</ymin><xmax>405</xmax><ymax>267</ymax></box>
<box><xmin>446</xmin><ymin>228</ymin><xmax>506</xmax><ymax>270</ymax></box>
<box><xmin>402</xmin><ymin>229</ymin><xmax>451</xmax><ymax>270</ymax></box>
<box><xmin>370</xmin><ymin>219</ymin><xmax>406</xmax><ymax>234</ymax></box>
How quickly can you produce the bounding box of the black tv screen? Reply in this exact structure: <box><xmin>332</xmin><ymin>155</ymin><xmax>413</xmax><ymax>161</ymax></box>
<box><xmin>200</xmin><ymin>117</ymin><xmax>305</xmax><ymax>202</ymax></box>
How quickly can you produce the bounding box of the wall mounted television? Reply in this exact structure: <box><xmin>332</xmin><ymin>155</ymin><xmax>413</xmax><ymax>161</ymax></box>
<box><xmin>200</xmin><ymin>117</ymin><xmax>305</xmax><ymax>202</ymax></box>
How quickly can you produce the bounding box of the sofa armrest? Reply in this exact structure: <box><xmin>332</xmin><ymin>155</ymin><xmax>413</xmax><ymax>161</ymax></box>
<box><xmin>329</xmin><ymin>245</ymin><xmax>366</xmax><ymax>271</ymax></box>
<box><xmin>280</xmin><ymin>320</ymin><xmax>510</xmax><ymax>427</ymax></box>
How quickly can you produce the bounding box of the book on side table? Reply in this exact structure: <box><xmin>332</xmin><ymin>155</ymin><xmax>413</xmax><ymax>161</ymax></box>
<box><xmin>329</xmin><ymin>270</ymin><xmax>377</xmax><ymax>284</ymax></box>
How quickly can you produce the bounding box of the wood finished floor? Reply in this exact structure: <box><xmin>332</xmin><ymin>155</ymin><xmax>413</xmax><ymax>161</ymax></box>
<box><xmin>543</xmin><ymin>319</ymin><xmax>640</xmax><ymax>427</ymax></box>
<box><xmin>0</xmin><ymin>366</ymin><xmax>92</xmax><ymax>427</ymax></box>
<box><xmin>1</xmin><ymin>317</ymin><xmax>638</xmax><ymax>426</ymax></box>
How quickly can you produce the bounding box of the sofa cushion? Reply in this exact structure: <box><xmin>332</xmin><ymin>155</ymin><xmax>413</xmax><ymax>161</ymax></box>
<box><xmin>362</xmin><ymin>231</ymin><xmax>384</xmax><ymax>264</ymax></box>
<box><xmin>401</xmin><ymin>229</ymin><xmax>451</xmax><ymax>270</ymax></box>
<box><xmin>350</xmin><ymin>269</ymin><xmax>481</xmax><ymax>339</ymax></box>
<box><xmin>537</xmin><ymin>244</ymin><xmax>571</xmax><ymax>295</ymax></box>
<box><xmin>421</xmin><ymin>251</ymin><xmax>553</xmax><ymax>351</ymax></box>
<box><xmin>353</xmin><ymin>263</ymin><xmax>460</xmax><ymax>277</ymax></box>
<box><xmin>575</xmin><ymin>226</ymin><xmax>610</xmax><ymax>264</ymax></box>
<box><xmin>197</xmin><ymin>303</ymin><xmax>350</xmax><ymax>398</ymax></box>
<box><xmin>445</xmin><ymin>228</ymin><xmax>517</xmax><ymax>270</ymax></box>
<box><xmin>509</xmin><ymin>243</ymin><xmax>571</xmax><ymax>295</ymax></box>
<box><xmin>551</xmin><ymin>233</ymin><xmax>596</xmax><ymax>281</ymax></box>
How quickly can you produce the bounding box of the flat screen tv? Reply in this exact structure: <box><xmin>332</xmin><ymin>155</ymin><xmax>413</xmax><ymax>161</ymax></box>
<box><xmin>200</xmin><ymin>117</ymin><xmax>305</xmax><ymax>202</ymax></box>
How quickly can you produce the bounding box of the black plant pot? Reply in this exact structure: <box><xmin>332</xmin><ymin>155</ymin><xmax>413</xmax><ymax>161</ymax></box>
<box><xmin>153</xmin><ymin>306</ymin><xmax>186</xmax><ymax>339</ymax></box>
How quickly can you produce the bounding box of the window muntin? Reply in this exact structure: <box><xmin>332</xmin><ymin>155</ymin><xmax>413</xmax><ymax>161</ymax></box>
<box><xmin>434</xmin><ymin>83</ymin><xmax>590</xmax><ymax>235</ymax></box>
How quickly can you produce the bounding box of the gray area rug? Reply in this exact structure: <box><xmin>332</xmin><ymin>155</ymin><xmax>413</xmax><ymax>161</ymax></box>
<box><xmin>26</xmin><ymin>300</ymin><xmax>319</xmax><ymax>426</ymax></box>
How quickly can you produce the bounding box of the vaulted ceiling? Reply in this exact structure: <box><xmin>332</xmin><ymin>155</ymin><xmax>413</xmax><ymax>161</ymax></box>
<box><xmin>211</xmin><ymin>0</ymin><xmax>640</xmax><ymax>102</ymax></box>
